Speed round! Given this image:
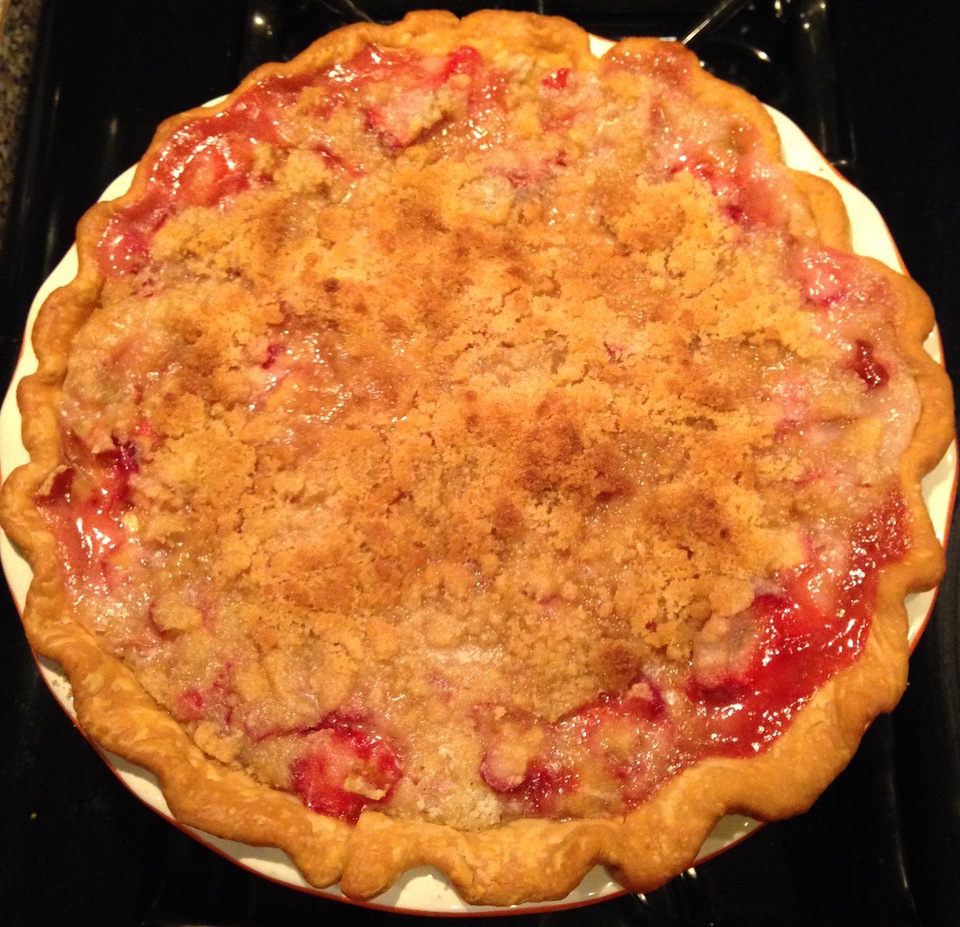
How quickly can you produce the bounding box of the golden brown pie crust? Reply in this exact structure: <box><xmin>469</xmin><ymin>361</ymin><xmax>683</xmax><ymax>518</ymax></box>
<box><xmin>1</xmin><ymin>9</ymin><xmax>955</xmax><ymax>906</ymax></box>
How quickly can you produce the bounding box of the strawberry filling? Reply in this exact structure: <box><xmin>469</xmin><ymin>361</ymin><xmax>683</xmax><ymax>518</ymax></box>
<box><xmin>96</xmin><ymin>43</ymin><xmax>514</xmax><ymax>277</ymax></box>
<box><xmin>438</xmin><ymin>45</ymin><xmax>484</xmax><ymax>83</ymax></box>
<box><xmin>849</xmin><ymin>338</ymin><xmax>890</xmax><ymax>390</ymax></box>
<box><xmin>41</xmin><ymin>418</ymin><xmax>911</xmax><ymax>820</ymax></box>
<box><xmin>662</xmin><ymin>122</ymin><xmax>784</xmax><ymax>228</ymax></box>
<box><xmin>289</xmin><ymin>715</ymin><xmax>402</xmax><ymax>823</ymax></box>
<box><xmin>480</xmin><ymin>684</ymin><xmax>668</xmax><ymax>816</ymax></box>
<box><xmin>333</xmin><ymin>44</ymin><xmax>425</xmax><ymax>87</ymax></box>
<box><xmin>541</xmin><ymin>67</ymin><xmax>570</xmax><ymax>91</ymax></box>
<box><xmin>499</xmin><ymin>151</ymin><xmax>568</xmax><ymax>188</ymax></box>
<box><xmin>36</xmin><ymin>440</ymin><xmax>139</xmax><ymax>594</ymax></box>
<box><xmin>176</xmin><ymin>664</ymin><xmax>237</xmax><ymax>726</ymax></box>
<box><xmin>478</xmin><ymin>492</ymin><xmax>909</xmax><ymax>816</ymax></box>
<box><xmin>481</xmin><ymin>761</ymin><xmax>579</xmax><ymax>817</ymax></box>
<box><xmin>694</xmin><ymin>490</ymin><xmax>908</xmax><ymax>754</ymax></box>
<box><xmin>789</xmin><ymin>243</ymin><xmax>865</xmax><ymax>308</ymax></box>
<box><xmin>477</xmin><ymin>712</ymin><xmax>580</xmax><ymax>816</ymax></box>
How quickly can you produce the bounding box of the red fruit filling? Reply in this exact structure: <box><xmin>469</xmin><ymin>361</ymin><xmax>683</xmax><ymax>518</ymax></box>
<box><xmin>439</xmin><ymin>45</ymin><xmax>484</xmax><ymax>82</ymax></box>
<box><xmin>289</xmin><ymin>715</ymin><xmax>402</xmax><ymax>823</ymax></box>
<box><xmin>500</xmin><ymin>151</ymin><xmax>567</xmax><ymax>187</ymax></box>
<box><xmin>663</xmin><ymin>123</ymin><xmax>782</xmax><ymax>227</ymax></box>
<box><xmin>176</xmin><ymin>665</ymin><xmax>237</xmax><ymax>727</ymax></box>
<box><xmin>695</xmin><ymin>490</ymin><xmax>909</xmax><ymax>754</ymax></box>
<box><xmin>789</xmin><ymin>244</ymin><xmax>863</xmax><ymax>308</ymax></box>
<box><xmin>482</xmin><ymin>761</ymin><xmax>579</xmax><ymax>817</ymax></box>
<box><xmin>95</xmin><ymin>43</ymin><xmax>515</xmax><ymax>277</ymax></box>
<box><xmin>480</xmin><ymin>684</ymin><xmax>667</xmax><ymax>816</ymax></box>
<box><xmin>35</xmin><ymin>441</ymin><xmax>139</xmax><ymax>594</ymax></box>
<box><xmin>261</xmin><ymin>342</ymin><xmax>284</xmax><ymax>369</ymax></box>
<box><xmin>479</xmin><ymin>492</ymin><xmax>909</xmax><ymax>816</ymax></box>
<box><xmin>849</xmin><ymin>339</ymin><xmax>890</xmax><ymax>390</ymax></box>
<box><xmin>541</xmin><ymin>67</ymin><xmax>570</xmax><ymax>91</ymax></box>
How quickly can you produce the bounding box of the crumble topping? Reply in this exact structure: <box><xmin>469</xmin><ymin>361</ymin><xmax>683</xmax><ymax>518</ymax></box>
<box><xmin>39</xmin><ymin>37</ymin><xmax>920</xmax><ymax>829</ymax></box>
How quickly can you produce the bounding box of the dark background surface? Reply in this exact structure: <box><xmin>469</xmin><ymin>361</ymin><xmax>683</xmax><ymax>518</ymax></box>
<box><xmin>1</xmin><ymin>2</ymin><xmax>959</xmax><ymax>925</ymax></box>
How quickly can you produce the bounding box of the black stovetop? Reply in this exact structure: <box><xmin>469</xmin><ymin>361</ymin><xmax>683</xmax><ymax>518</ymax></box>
<box><xmin>1</xmin><ymin>2</ymin><xmax>959</xmax><ymax>925</ymax></box>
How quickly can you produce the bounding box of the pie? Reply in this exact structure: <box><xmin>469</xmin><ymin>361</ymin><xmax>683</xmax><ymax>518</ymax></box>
<box><xmin>0</xmin><ymin>9</ymin><xmax>954</xmax><ymax>907</ymax></box>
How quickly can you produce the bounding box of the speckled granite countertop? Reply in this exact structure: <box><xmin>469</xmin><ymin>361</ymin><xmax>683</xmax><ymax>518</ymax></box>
<box><xmin>0</xmin><ymin>0</ymin><xmax>43</xmax><ymax>256</ymax></box>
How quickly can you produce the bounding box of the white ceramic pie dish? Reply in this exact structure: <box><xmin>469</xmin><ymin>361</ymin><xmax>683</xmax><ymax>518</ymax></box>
<box><xmin>0</xmin><ymin>44</ymin><xmax>955</xmax><ymax>915</ymax></box>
